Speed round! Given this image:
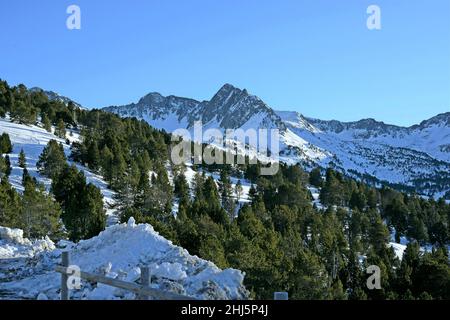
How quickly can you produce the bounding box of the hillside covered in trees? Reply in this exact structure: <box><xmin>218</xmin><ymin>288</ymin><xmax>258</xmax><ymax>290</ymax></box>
<box><xmin>0</xmin><ymin>79</ymin><xmax>449</xmax><ymax>300</ymax></box>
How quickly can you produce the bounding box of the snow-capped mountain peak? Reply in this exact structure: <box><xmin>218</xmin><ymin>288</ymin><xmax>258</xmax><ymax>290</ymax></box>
<box><xmin>104</xmin><ymin>84</ymin><xmax>285</xmax><ymax>132</ymax></box>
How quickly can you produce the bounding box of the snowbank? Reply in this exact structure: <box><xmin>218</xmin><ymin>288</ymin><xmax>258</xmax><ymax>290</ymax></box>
<box><xmin>0</xmin><ymin>219</ymin><xmax>249</xmax><ymax>300</ymax></box>
<box><xmin>0</xmin><ymin>226</ymin><xmax>55</xmax><ymax>259</ymax></box>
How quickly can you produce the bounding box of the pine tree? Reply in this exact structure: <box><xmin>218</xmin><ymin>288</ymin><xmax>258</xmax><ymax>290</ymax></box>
<box><xmin>413</xmin><ymin>248</ymin><xmax>450</xmax><ymax>299</ymax></box>
<box><xmin>407</xmin><ymin>213</ymin><xmax>429</xmax><ymax>244</ymax></box>
<box><xmin>110</xmin><ymin>151</ymin><xmax>127</xmax><ymax>189</ymax></box>
<box><xmin>174</xmin><ymin>172</ymin><xmax>190</xmax><ymax>201</ymax></box>
<box><xmin>11</xmin><ymin>100</ymin><xmax>37</xmax><ymax>124</ymax></box>
<box><xmin>0</xmin><ymin>178</ymin><xmax>22</xmax><ymax>228</ymax></box>
<box><xmin>113</xmin><ymin>162</ymin><xmax>140</xmax><ymax>213</ymax></box>
<box><xmin>22</xmin><ymin>167</ymin><xmax>34</xmax><ymax>186</ymax></box>
<box><xmin>135</xmin><ymin>171</ymin><xmax>150</xmax><ymax>209</ymax></box>
<box><xmin>349</xmin><ymin>190</ymin><xmax>366</xmax><ymax>211</ymax></box>
<box><xmin>248</xmin><ymin>184</ymin><xmax>258</xmax><ymax>202</ymax></box>
<box><xmin>20</xmin><ymin>179</ymin><xmax>62</xmax><ymax>239</ymax></box>
<box><xmin>55</xmin><ymin>119</ymin><xmax>66</xmax><ymax>139</ymax></box>
<box><xmin>368</xmin><ymin>210</ymin><xmax>391</xmax><ymax>256</ymax></box>
<box><xmin>219</xmin><ymin>168</ymin><xmax>235</xmax><ymax>218</ymax></box>
<box><xmin>0</xmin><ymin>82</ymin><xmax>8</xmax><ymax>117</ymax></box>
<box><xmin>0</xmin><ymin>133</ymin><xmax>13</xmax><ymax>154</ymax></box>
<box><xmin>100</xmin><ymin>145</ymin><xmax>114</xmax><ymax>185</ymax></box>
<box><xmin>235</xmin><ymin>180</ymin><xmax>243</xmax><ymax>203</ymax></box>
<box><xmin>52</xmin><ymin>164</ymin><xmax>106</xmax><ymax>241</ymax></box>
<box><xmin>384</xmin><ymin>197</ymin><xmax>408</xmax><ymax>242</ymax></box>
<box><xmin>18</xmin><ymin>149</ymin><xmax>27</xmax><ymax>169</ymax></box>
<box><xmin>366</xmin><ymin>189</ymin><xmax>379</xmax><ymax>209</ymax></box>
<box><xmin>78</xmin><ymin>183</ymin><xmax>106</xmax><ymax>239</ymax></box>
<box><xmin>145</xmin><ymin>166</ymin><xmax>173</xmax><ymax>219</ymax></box>
<box><xmin>87</xmin><ymin>140</ymin><xmax>100</xmax><ymax>171</ymax></box>
<box><xmin>320</xmin><ymin>169</ymin><xmax>344</xmax><ymax>206</ymax></box>
<box><xmin>42</xmin><ymin>114</ymin><xmax>52</xmax><ymax>132</ymax></box>
<box><xmin>4</xmin><ymin>155</ymin><xmax>11</xmax><ymax>177</ymax></box>
<box><xmin>37</xmin><ymin>140</ymin><xmax>67</xmax><ymax>178</ymax></box>
<box><xmin>0</xmin><ymin>156</ymin><xmax>6</xmax><ymax>178</ymax></box>
<box><xmin>0</xmin><ymin>157</ymin><xmax>4</xmax><ymax>178</ymax></box>
<box><xmin>203</xmin><ymin>176</ymin><xmax>228</xmax><ymax>224</ymax></box>
<box><xmin>192</xmin><ymin>172</ymin><xmax>205</xmax><ymax>202</ymax></box>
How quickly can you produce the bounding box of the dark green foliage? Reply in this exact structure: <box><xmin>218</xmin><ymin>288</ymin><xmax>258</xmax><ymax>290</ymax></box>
<box><xmin>394</xmin><ymin>243</ymin><xmax>450</xmax><ymax>299</ymax></box>
<box><xmin>0</xmin><ymin>80</ymin><xmax>11</xmax><ymax>117</ymax></box>
<box><xmin>11</xmin><ymin>100</ymin><xmax>37</xmax><ymax>124</ymax></box>
<box><xmin>349</xmin><ymin>189</ymin><xmax>367</xmax><ymax>211</ymax></box>
<box><xmin>42</xmin><ymin>113</ymin><xmax>52</xmax><ymax>132</ymax></box>
<box><xmin>37</xmin><ymin>140</ymin><xmax>67</xmax><ymax>179</ymax></box>
<box><xmin>18</xmin><ymin>149</ymin><xmax>26</xmax><ymax>169</ymax></box>
<box><xmin>0</xmin><ymin>178</ymin><xmax>21</xmax><ymax>228</ymax></box>
<box><xmin>309</xmin><ymin>167</ymin><xmax>323</xmax><ymax>187</ymax></box>
<box><xmin>0</xmin><ymin>133</ymin><xmax>13</xmax><ymax>154</ymax></box>
<box><xmin>54</xmin><ymin>119</ymin><xmax>67</xmax><ymax>139</ymax></box>
<box><xmin>4</xmin><ymin>155</ymin><xmax>11</xmax><ymax>176</ymax></box>
<box><xmin>20</xmin><ymin>179</ymin><xmax>62</xmax><ymax>239</ymax></box>
<box><xmin>219</xmin><ymin>168</ymin><xmax>235</xmax><ymax>219</ymax></box>
<box><xmin>174</xmin><ymin>172</ymin><xmax>190</xmax><ymax>202</ymax></box>
<box><xmin>22</xmin><ymin>167</ymin><xmax>35</xmax><ymax>186</ymax></box>
<box><xmin>52</xmin><ymin>164</ymin><xmax>106</xmax><ymax>241</ymax></box>
<box><xmin>86</xmin><ymin>140</ymin><xmax>100</xmax><ymax>171</ymax></box>
<box><xmin>320</xmin><ymin>169</ymin><xmax>345</xmax><ymax>206</ymax></box>
<box><xmin>0</xmin><ymin>177</ymin><xmax>62</xmax><ymax>240</ymax></box>
<box><xmin>235</xmin><ymin>180</ymin><xmax>243</xmax><ymax>203</ymax></box>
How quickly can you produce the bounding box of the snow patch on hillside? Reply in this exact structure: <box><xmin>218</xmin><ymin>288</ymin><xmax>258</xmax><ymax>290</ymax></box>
<box><xmin>0</xmin><ymin>117</ymin><xmax>118</xmax><ymax>225</ymax></box>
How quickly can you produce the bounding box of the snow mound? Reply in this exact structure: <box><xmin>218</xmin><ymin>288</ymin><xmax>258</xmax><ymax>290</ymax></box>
<box><xmin>0</xmin><ymin>219</ymin><xmax>249</xmax><ymax>300</ymax></box>
<box><xmin>0</xmin><ymin>226</ymin><xmax>55</xmax><ymax>259</ymax></box>
<box><xmin>0</xmin><ymin>227</ymin><xmax>30</xmax><ymax>245</ymax></box>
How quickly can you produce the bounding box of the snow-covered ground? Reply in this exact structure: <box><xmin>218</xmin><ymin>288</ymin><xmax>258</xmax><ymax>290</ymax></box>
<box><xmin>0</xmin><ymin>117</ymin><xmax>118</xmax><ymax>225</ymax></box>
<box><xmin>0</xmin><ymin>226</ymin><xmax>55</xmax><ymax>260</ymax></box>
<box><xmin>0</xmin><ymin>218</ymin><xmax>249</xmax><ymax>300</ymax></box>
<box><xmin>307</xmin><ymin>185</ymin><xmax>324</xmax><ymax>210</ymax></box>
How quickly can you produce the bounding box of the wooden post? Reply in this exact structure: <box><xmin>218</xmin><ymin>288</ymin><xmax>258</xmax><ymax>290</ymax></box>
<box><xmin>61</xmin><ymin>251</ymin><xmax>70</xmax><ymax>300</ymax></box>
<box><xmin>138</xmin><ymin>267</ymin><xmax>150</xmax><ymax>300</ymax></box>
<box><xmin>55</xmin><ymin>265</ymin><xmax>193</xmax><ymax>300</ymax></box>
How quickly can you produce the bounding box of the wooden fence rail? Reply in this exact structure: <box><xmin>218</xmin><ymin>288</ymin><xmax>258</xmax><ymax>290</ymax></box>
<box><xmin>56</xmin><ymin>251</ymin><xmax>289</xmax><ymax>301</ymax></box>
<box><xmin>55</xmin><ymin>251</ymin><xmax>194</xmax><ymax>300</ymax></box>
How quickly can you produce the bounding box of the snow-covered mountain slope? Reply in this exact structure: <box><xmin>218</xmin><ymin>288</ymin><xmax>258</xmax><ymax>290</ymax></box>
<box><xmin>277</xmin><ymin>111</ymin><xmax>450</xmax><ymax>198</ymax></box>
<box><xmin>306</xmin><ymin>112</ymin><xmax>450</xmax><ymax>163</ymax></box>
<box><xmin>103</xmin><ymin>84</ymin><xmax>450</xmax><ymax>199</ymax></box>
<box><xmin>0</xmin><ymin>218</ymin><xmax>249</xmax><ymax>300</ymax></box>
<box><xmin>0</xmin><ymin>117</ymin><xmax>118</xmax><ymax>225</ymax></box>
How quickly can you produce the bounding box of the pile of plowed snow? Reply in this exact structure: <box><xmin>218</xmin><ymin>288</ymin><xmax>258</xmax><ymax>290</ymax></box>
<box><xmin>0</xmin><ymin>226</ymin><xmax>55</xmax><ymax>259</ymax></box>
<box><xmin>0</xmin><ymin>218</ymin><xmax>249</xmax><ymax>300</ymax></box>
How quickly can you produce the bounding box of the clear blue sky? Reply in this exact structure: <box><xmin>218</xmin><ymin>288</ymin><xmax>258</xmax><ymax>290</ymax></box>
<box><xmin>0</xmin><ymin>0</ymin><xmax>449</xmax><ymax>126</ymax></box>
